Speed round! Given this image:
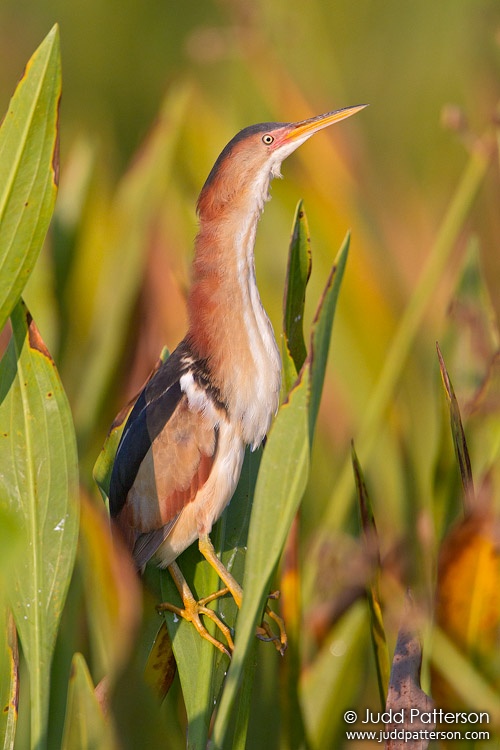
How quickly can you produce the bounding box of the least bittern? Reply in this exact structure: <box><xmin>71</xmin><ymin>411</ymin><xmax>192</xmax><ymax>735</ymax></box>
<box><xmin>109</xmin><ymin>105</ymin><xmax>366</xmax><ymax>656</ymax></box>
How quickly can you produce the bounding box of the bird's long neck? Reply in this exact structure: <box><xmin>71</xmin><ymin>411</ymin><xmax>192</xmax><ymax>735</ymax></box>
<box><xmin>186</xmin><ymin>197</ymin><xmax>281</xmax><ymax>446</ymax></box>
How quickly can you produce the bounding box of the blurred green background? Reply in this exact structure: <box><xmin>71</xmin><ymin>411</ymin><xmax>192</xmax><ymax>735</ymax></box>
<box><xmin>2</xmin><ymin>1</ymin><xmax>500</xmax><ymax>748</ymax></box>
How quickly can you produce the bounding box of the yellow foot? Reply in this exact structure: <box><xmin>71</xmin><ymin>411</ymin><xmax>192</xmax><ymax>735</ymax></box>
<box><xmin>158</xmin><ymin>562</ymin><xmax>234</xmax><ymax>657</ymax></box>
<box><xmin>159</xmin><ymin>538</ymin><xmax>289</xmax><ymax>658</ymax></box>
<box><xmin>257</xmin><ymin>591</ymin><xmax>287</xmax><ymax>656</ymax></box>
<box><xmin>199</xmin><ymin>534</ymin><xmax>288</xmax><ymax>656</ymax></box>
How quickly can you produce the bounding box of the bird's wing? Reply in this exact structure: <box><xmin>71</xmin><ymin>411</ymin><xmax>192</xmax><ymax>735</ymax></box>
<box><xmin>109</xmin><ymin>349</ymin><xmax>186</xmax><ymax>519</ymax></box>
<box><xmin>132</xmin><ymin>523</ymin><xmax>178</xmax><ymax>571</ymax></box>
<box><xmin>109</xmin><ymin>344</ymin><xmax>222</xmax><ymax>567</ymax></box>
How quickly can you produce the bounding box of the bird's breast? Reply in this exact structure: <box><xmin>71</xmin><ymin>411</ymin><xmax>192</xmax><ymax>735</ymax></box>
<box><xmin>184</xmin><ymin>331</ymin><xmax>281</xmax><ymax>450</ymax></box>
<box><xmin>233</xmin><ymin>316</ymin><xmax>281</xmax><ymax>449</ymax></box>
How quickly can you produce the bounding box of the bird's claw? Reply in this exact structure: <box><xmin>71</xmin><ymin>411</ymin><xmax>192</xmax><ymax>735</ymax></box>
<box><xmin>163</xmin><ymin>557</ymin><xmax>287</xmax><ymax>658</ymax></box>
<box><xmin>157</xmin><ymin>589</ymin><xmax>288</xmax><ymax>658</ymax></box>
<box><xmin>157</xmin><ymin>583</ymin><xmax>234</xmax><ymax>658</ymax></box>
<box><xmin>160</xmin><ymin>561</ymin><xmax>238</xmax><ymax>656</ymax></box>
<box><xmin>256</xmin><ymin>591</ymin><xmax>288</xmax><ymax>656</ymax></box>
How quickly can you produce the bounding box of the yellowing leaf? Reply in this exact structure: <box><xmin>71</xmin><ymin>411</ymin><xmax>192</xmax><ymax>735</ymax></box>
<box><xmin>436</xmin><ymin>511</ymin><xmax>500</xmax><ymax>657</ymax></box>
<box><xmin>78</xmin><ymin>494</ymin><xmax>141</xmax><ymax>682</ymax></box>
<box><xmin>433</xmin><ymin>511</ymin><xmax>500</xmax><ymax>714</ymax></box>
<box><xmin>0</xmin><ymin>611</ymin><xmax>19</xmax><ymax>750</ymax></box>
<box><xmin>143</xmin><ymin>622</ymin><xmax>177</xmax><ymax>701</ymax></box>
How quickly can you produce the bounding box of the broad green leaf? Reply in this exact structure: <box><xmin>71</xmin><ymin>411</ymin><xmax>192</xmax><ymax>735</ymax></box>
<box><xmin>279</xmin><ymin>514</ymin><xmax>307</xmax><ymax>750</ymax></box>
<box><xmin>282</xmin><ymin>199</ymin><xmax>312</xmax><ymax>385</ymax></box>
<box><xmin>213</xmin><ymin>370</ymin><xmax>310</xmax><ymax>749</ymax></box>
<box><xmin>281</xmin><ymin>209</ymin><xmax>310</xmax><ymax>750</ymax></box>
<box><xmin>0</xmin><ymin>611</ymin><xmax>19</xmax><ymax>750</ymax></box>
<box><xmin>160</xmin><ymin>543</ymin><xmax>229</xmax><ymax>750</ymax></box>
<box><xmin>307</xmin><ymin>231</ymin><xmax>350</xmax><ymax>438</ymax></box>
<box><xmin>212</xmin><ymin>448</ymin><xmax>262</xmax><ymax>746</ymax></box>
<box><xmin>0</xmin><ymin>506</ymin><xmax>23</xmax><ymax>571</ymax></box>
<box><xmin>158</xmin><ymin>448</ymin><xmax>261</xmax><ymax>748</ymax></box>
<box><xmin>279</xmin><ymin>202</ymin><xmax>315</xmax><ymax>750</ymax></box>
<box><xmin>0</xmin><ymin>511</ymin><xmax>23</xmax><ymax>750</ymax></box>
<box><xmin>0</xmin><ymin>26</ymin><xmax>61</xmax><ymax>332</ymax></box>
<box><xmin>213</xmin><ymin>233</ymin><xmax>350</xmax><ymax>748</ymax></box>
<box><xmin>61</xmin><ymin>653</ymin><xmax>117</xmax><ymax>750</ymax></box>
<box><xmin>0</xmin><ymin>301</ymin><xmax>79</xmax><ymax>749</ymax></box>
<box><xmin>351</xmin><ymin>444</ymin><xmax>390</xmax><ymax>707</ymax></box>
<box><xmin>244</xmin><ymin>369</ymin><xmax>311</xmax><ymax>610</ymax></box>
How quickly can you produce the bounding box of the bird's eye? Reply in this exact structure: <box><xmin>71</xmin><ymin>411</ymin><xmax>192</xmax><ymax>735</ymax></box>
<box><xmin>262</xmin><ymin>134</ymin><xmax>274</xmax><ymax>145</ymax></box>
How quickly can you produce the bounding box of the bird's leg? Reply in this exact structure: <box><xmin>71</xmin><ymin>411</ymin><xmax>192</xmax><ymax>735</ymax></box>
<box><xmin>157</xmin><ymin>560</ymin><xmax>234</xmax><ymax>657</ymax></box>
<box><xmin>198</xmin><ymin>534</ymin><xmax>287</xmax><ymax>655</ymax></box>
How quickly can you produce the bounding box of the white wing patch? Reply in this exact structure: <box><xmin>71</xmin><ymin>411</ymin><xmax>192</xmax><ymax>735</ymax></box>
<box><xmin>179</xmin><ymin>371</ymin><xmax>221</xmax><ymax>428</ymax></box>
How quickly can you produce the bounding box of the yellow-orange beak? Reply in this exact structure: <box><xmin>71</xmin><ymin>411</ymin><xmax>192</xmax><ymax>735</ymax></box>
<box><xmin>283</xmin><ymin>104</ymin><xmax>367</xmax><ymax>143</ymax></box>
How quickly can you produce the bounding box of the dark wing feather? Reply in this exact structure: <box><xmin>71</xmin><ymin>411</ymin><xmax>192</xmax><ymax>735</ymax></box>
<box><xmin>109</xmin><ymin>344</ymin><xmax>190</xmax><ymax>517</ymax></box>
<box><xmin>133</xmin><ymin>521</ymin><xmax>179</xmax><ymax>570</ymax></box>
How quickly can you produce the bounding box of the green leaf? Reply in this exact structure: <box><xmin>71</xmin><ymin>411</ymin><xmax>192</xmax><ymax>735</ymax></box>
<box><xmin>245</xmin><ymin>371</ymin><xmax>311</xmax><ymax>617</ymax></box>
<box><xmin>157</xmin><ymin>452</ymin><xmax>260</xmax><ymax>747</ymax></box>
<box><xmin>0</xmin><ymin>25</ymin><xmax>61</xmax><ymax>332</ymax></box>
<box><xmin>307</xmin><ymin>231</ymin><xmax>350</xmax><ymax>438</ymax></box>
<box><xmin>351</xmin><ymin>443</ymin><xmax>390</xmax><ymax>707</ymax></box>
<box><xmin>93</xmin><ymin>405</ymin><xmax>131</xmax><ymax>506</ymax></box>
<box><xmin>0</xmin><ymin>506</ymin><xmax>24</xmax><ymax>572</ymax></box>
<box><xmin>61</xmin><ymin>653</ymin><xmax>117</xmax><ymax>750</ymax></box>
<box><xmin>0</xmin><ymin>301</ymin><xmax>79</xmax><ymax>750</ymax></box>
<box><xmin>158</xmin><ymin>448</ymin><xmax>261</xmax><ymax>748</ymax></box>
<box><xmin>213</xmin><ymin>232</ymin><xmax>350</xmax><ymax>748</ymax></box>
<box><xmin>213</xmin><ymin>370</ymin><xmax>311</xmax><ymax>749</ymax></box>
<box><xmin>436</xmin><ymin>342</ymin><xmax>475</xmax><ymax>509</ymax></box>
<box><xmin>282</xmin><ymin>200</ymin><xmax>312</xmax><ymax>385</ymax></box>
<box><xmin>160</xmin><ymin>544</ymin><xmax>229</xmax><ymax>750</ymax></box>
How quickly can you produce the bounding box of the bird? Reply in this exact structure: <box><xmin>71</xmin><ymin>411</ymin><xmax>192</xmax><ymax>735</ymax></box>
<box><xmin>109</xmin><ymin>105</ymin><xmax>366</xmax><ymax>656</ymax></box>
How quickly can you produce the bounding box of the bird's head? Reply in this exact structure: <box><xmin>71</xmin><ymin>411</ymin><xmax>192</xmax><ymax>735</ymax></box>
<box><xmin>197</xmin><ymin>105</ymin><xmax>367</xmax><ymax>221</ymax></box>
